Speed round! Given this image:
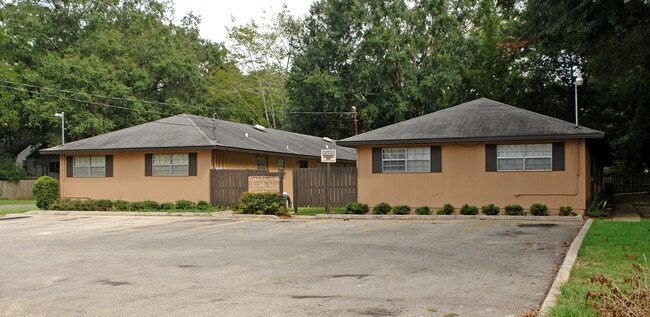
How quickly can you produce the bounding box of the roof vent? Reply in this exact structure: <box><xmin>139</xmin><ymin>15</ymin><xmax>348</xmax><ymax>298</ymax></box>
<box><xmin>253</xmin><ymin>124</ymin><xmax>266</xmax><ymax>131</ymax></box>
<box><xmin>322</xmin><ymin>137</ymin><xmax>333</xmax><ymax>143</ymax></box>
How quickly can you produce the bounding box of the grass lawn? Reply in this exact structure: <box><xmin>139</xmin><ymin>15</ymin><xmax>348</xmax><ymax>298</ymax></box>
<box><xmin>0</xmin><ymin>206</ymin><xmax>37</xmax><ymax>215</ymax></box>
<box><xmin>549</xmin><ymin>220</ymin><xmax>650</xmax><ymax>317</ymax></box>
<box><xmin>295</xmin><ymin>207</ymin><xmax>347</xmax><ymax>216</ymax></box>
<box><xmin>0</xmin><ymin>199</ymin><xmax>36</xmax><ymax>205</ymax></box>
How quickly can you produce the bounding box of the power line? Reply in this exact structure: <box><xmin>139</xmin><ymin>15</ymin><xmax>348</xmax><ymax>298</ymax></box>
<box><xmin>289</xmin><ymin>111</ymin><xmax>355</xmax><ymax>114</ymax></box>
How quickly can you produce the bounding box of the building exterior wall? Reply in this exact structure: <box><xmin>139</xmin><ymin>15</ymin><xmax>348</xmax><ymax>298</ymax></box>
<box><xmin>60</xmin><ymin>150</ymin><xmax>212</xmax><ymax>202</ymax></box>
<box><xmin>60</xmin><ymin>149</ymin><xmax>351</xmax><ymax>203</ymax></box>
<box><xmin>356</xmin><ymin>139</ymin><xmax>590</xmax><ymax>214</ymax></box>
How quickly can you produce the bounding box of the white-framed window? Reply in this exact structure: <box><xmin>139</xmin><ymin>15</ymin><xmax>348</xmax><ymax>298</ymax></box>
<box><xmin>256</xmin><ymin>156</ymin><xmax>267</xmax><ymax>170</ymax></box>
<box><xmin>382</xmin><ymin>147</ymin><xmax>430</xmax><ymax>173</ymax></box>
<box><xmin>497</xmin><ymin>144</ymin><xmax>552</xmax><ymax>171</ymax></box>
<box><xmin>153</xmin><ymin>154</ymin><xmax>189</xmax><ymax>176</ymax></box>
<box><xmin>73</xmin><ymin>156</ymin><xmax>105</xmax><ymax>177</ymax></box>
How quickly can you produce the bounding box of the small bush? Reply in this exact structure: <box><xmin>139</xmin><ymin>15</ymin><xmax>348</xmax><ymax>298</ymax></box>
<box><xmin>0</xmin><ymin>153</ymin><xmax>27</xmax><ymax>181</ymax></box>
<box><xmin>113</xmin><ymin>200</ymin><xmax>130</xmax><ymax>211</ymax></box>
<box><xmin>460</xmin><ymin>203</ymin><xmax>478</xmax><ymax>215</ymax></box>
<box><xmin>49</xmin><ymin>198</ymin><xmax>72</xmax><ymax>210</ymax></box>
<box><xmin>346</xmin><ymin>202</ymin><xmax>369</xmax><ymax>214</ymax></box>
<box><xmin>504</xmin><ymin>204</ymin><xmax>524</xmax><ymax>216</ymax></box>
<box><xmin>438</xmin><ymin>203</ymin><xmax>454</xmax><ymax>215</ymax></box>
<box><xmin>415</xmin><ymin>206</ymin><xmax>431</xmax><ymax>215</ymax></box>
<box><xmin>196</xmin><ymin>200</ymin><xmax>212</xmax><ymax>210</ymax></box>
<box><xmin>393</xmin><ymin>205</ymin><xmax>411</xmax><ymax>215</ymax></box>
<box><xmin>586</xmin><ymin>196</ymin><xmax>612</xmax><ymax>218</ymax></box>
<box><xmin>129</xmin><ymin>201</ymin><xmax>147</xmax><ymax>211</ymax></box>
<box><xmin>32</xmin><ymin>176</ymin><xmax>59</xmax><ymax>209</ymax></box>
<box><xmin>529</xmin><ymin>203</ymin><xmax>549</xmax><ymax>216</ymax></box>
<box><xmin>140</xmin><ymin>200</ymin><xmax>160</xmax><ymax>210</ymax></box>
<box><xmin>481</xmin><ymin>204</ymin><xmax>500</xmax><ymax>215</ymax></box>
<box><xmin>373</xmin><ymin>202</ymin><xmax>392</xmax><ymax>214</ymax></box>
<box><xmin>159</xmin><ymin>202</ymin><xmax>175</xmax><ymax>210</ymax></box>
<box><xmin>175</xmin><ymin>200</ymin><xmax>195</xmax><ymax>210</ymax></box>
<box><xmin>559</xmin><ymin>206</ymin><xmax>574</xmax><ymax>216</ymax></box>
<box><xmin>239</xmin><ymin>192</ymin><xmax>287</xmax><ymax>215</ymax></box>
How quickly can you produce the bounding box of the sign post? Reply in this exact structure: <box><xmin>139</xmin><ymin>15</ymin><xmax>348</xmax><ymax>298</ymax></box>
<box><xmin>321</xmin><ymin>149</ymin><xmax>337</xmax><ymax>214</ymax></box>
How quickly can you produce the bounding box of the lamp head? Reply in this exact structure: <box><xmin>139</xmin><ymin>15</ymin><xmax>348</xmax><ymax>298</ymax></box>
<box><xmin>575</xmin><ymin>69</ymin><xmax>584</xmax><ymax>86</ymax></box>
<box><xmin>54</xmin><ymin>112</ymin><xmax>63</xmax><ymax>117</ymax></box>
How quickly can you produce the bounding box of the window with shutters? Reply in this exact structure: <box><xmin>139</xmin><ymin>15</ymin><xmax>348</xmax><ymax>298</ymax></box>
<box><xmin>497</xmin><ymin>144</ymin><xmax>552</xmax><ymax>171</ymax></box>
<box><xmin>73</xmin><ymin>156</ymin><xmax>106</xmax><ymax>177</ymax></box>
<box><xmin>152</xmin><ymin>154</ymin><xmax>189</xmax><ymax>176</ymax></box>
<box><xmin>382</xmin><ymin>147</ymin><xmax>430</xmax><ymax>173</ymax></box>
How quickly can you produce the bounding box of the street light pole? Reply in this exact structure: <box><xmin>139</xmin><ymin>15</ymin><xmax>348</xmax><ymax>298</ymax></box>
<box><xmin>55</xmin><ymin>112</ymin><xmax>65</xmax><ymax>145</ymax></box>
<box><xmin>574</xmin><ymin>68</ymin><xmax>584</xmax><ymax>127</ymax></box>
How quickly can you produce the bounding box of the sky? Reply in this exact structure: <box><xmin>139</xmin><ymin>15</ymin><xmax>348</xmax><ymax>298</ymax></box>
<box><xmin>172</xmin><ymin>0</ymin><xmax>315</xmax><ymax>43</ymax></box>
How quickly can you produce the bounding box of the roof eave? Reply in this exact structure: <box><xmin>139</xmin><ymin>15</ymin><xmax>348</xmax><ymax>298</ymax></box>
<box><xmin>337</xmin><ymin>133</ymin><xmax>605</xmax><ymax>147</ymax></box>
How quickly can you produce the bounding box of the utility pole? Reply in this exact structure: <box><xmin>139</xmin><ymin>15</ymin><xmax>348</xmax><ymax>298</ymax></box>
<box><xmin>55</xmin><ymin>112</ymin><xmax>65</xmax><ymax>145</ymax></box>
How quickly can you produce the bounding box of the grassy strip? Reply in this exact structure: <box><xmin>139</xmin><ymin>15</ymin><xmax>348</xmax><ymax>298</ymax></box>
<box><xmin>0</xmin><ymin>199</ymin><xmax>36</xmax><ymax>205</ymax></box>
<box><xmin>296</xmin><ymin>207</ymin><xmax>347</xmax><ymax>216</ymax></box>
<box><xmin>0</xmin><ymin>206</ymin><xmax>37</xmax><ymax>215</ymax></box>
<box><xmin>549</xmin><ymin>220</ymin><xmax>650</xmax><ymax>317</ymax></box>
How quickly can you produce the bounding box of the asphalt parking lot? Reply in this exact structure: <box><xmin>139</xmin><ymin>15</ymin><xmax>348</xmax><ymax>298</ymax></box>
<box><xmin>0</xmin><ymin>215</ymin><xmax>582</xmax><ymax>317</ymax></box>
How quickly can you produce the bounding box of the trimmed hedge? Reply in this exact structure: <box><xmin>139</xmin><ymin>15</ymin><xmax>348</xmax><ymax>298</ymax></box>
<box><xmin>32</xmin><ymin>176</ymin><xmax>59</xmax><ymax>209</ymax></box>
<box><xmin>48</xmin><ymin>198</ymin><xmax>217</xmax><ymax>212</ymax></box>
<box><xmin>392</xmin><ymin>205</ymin><xmax>411</xmax><ymax>215</ymax></box>
<box><xmin>346</xmin><ymin>202</ymin><xmax>369</xmax><ymax>214</ymax></box>
<box><xmin>415</xmin><ymin>206</ymin><xmax>431</xmax><ymax>215</ymax></box>
<box><xmin>481</xmin><ymin>204</ymin><xmax>500</xmax><ymax>215</ymax></box>
<box><xmin>373</xmin><ymin>202</ymin><xmax>392</xmax><ymax>214</ymax></box>
<box><xmin>529</xmin><ymin>203</ymin><xmax>549</xmax><ymax>216</ymax></box>
<box><xmin>504</xmin><ymin>204</ymin><xmax>524</xmax><ymax>216</ymax></box>
<box><xmin>239</xmin><ymin>192</ymin><xmax>287</xmax><ymax>215</ymax></box>
<box><xmin>460</xmin><ymin>204</ymin><xmax>478</xmax><ymax>215</ymax></box>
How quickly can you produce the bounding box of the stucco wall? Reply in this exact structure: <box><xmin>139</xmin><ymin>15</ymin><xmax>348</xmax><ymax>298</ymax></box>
<box><xmin>60</xmin><ymin>149</ymin><xmax>348</xmax><ymax>202</ymax></box>
<box><xmin>356</xmin><ymin>139</ymin><xmax>589</xmax><ymax>214</ymax></box>
<box><xmin>61</xmin><ymin>150</ymin><xmax>212</xmax><ymax>202</ymax></box>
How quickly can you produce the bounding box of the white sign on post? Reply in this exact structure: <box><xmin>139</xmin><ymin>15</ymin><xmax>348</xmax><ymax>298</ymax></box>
<box><xmin>321</xmin><ymin>149</ymin><xmax>337</xmax><ymax>163</ymax></box>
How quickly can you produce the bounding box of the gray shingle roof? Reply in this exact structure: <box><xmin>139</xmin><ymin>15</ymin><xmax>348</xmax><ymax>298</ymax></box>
<box><xmin>338</xmin><ymin>98</ymin><xmax>604</xmax><ymax>146</ymax></box>
<box><xmin>41</xmin><ymin>114</ymin><xmax>356</xmax><ymax>161</ymax></box>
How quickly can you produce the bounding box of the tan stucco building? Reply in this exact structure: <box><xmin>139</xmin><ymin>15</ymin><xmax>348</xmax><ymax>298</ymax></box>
<box><xmin>41</xmin><ymin>114</ymin><xmax>355</xmax><ymax>204</ymax></box>
<box><xmin>338</xmin><ymin>98</ymin><xmax>609</xmax><ymax>214</ymax></box>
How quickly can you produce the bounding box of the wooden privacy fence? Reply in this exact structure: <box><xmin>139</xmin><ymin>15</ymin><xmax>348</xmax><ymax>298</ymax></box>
<box><xmin>210</xmin><ymin>169</ymin><xmax>283</xmax><ymax>207</ymax></box>
<box><xmin>0</xmin><ymin>180</ymin><xmax>36</xmax><ymax>199</ymax></box>
<box><xmin>293</xmin><ymin>167</ymin><xmax>357</xmax><ymax>208</ymax></box>
<box><xmin>605</xmin><ymin>174</ymin><xmax>650</xmax><ymax>194</ymax></box>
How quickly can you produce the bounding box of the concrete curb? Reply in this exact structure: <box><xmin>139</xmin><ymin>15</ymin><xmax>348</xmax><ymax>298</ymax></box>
<box><xmin>538</xmin><ymin>218</ymin><xmax>593</xmax><ymax>316</ymax></box>
<box><xmin>313</xmin><ymin>214</ymin><xmax>585</xmax><ymax>222</ymax></box>
<box><xmin>26</xmin><ymin>210</ymin><xmax>280</xmax><ymax>220</ymax></box>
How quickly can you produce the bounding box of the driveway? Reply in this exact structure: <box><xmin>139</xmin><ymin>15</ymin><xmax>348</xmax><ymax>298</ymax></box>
<box><xmin>0</xmin><ymin>215</ymin><xmax>581</xmax><ymax>317</ymax></box>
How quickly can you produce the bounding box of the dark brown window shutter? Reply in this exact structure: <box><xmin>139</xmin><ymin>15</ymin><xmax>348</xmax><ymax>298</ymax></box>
<box><xmin>485</xmin><ymin>144</ymin><xmax>497</xmax><ymax>172</ymax></box>
<box><xmin>430</xmin><ymin>146</ymin><xmax>442</xmax><ymax>173</ymax></box>
<box><xmin>552</xmin><ymin>142</ymin><xmax>565</xmax><ymax>171</ymax></box>
<box><xmin>145</xmin><ymin>154</ymin><xmax>152</xmax><ymax>176</ymax></box>
<box><xmin>66</xmin><ymin>156</ymin><xmax>73</xmax><ymax>177</ymax></box>
<box><xmin>188</xmin><ymin>153</ymin><xmax>197</xmax><ymax>176</ymax></box>
<box><xmin>105</xmin><ymin>155</ymin><xmax>113</xmax><ymax>177</ymax></box>
<box><xmin>372</xmin><ymin>147</ymin><xmax>382</xmax><ymax>173</ymax></box>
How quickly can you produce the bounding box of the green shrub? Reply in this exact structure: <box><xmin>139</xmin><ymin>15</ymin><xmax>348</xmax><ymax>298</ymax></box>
<box><xmin>196</xmin><ymin>200</ymin><xmax>213</xmax><ymax>210</ymax></box>
<box><xmin>460</xmin><ymin>204</ymin><xmax>478</xmax><ymax>215</ymax></box>
<box><xmin>346</xmin><ymin>202</ymin><xmax>369</xmax><ymax>214</ymax></box>
<box><xmin>586</xmin><ymin>196</ymin><xmax>612</xmax><ymax>218</ymax></box>
<box><xmin>481</xmin><ymin>204</ymin><xmax>500</xmax><ymax>215</ymax></box>
<box><xmin>141</xmin><ymin>200</ymin><xmax>160</xmax><ymax>210</ymax></box>
<box><xmin>438</xmin><ymin>203</ymin><xmax>454</xmax><ymax>215</ymax></box>
<box><xmin>415</xmin><ymin>206</ymin><xmax>431</xmax><ymax>215</ymax></box>
<box><xmin>373</xmin><ymin>202</ymin><xmax>392</xmax><ymax>214</ymax></box>
<box><xmin>159</xmin><ymin>202</ymin><xmax>175</xmax><ymax>210</ymax></box>
<box><xmin>559</xmin><ymin>206</ymin><xmax>574</xmax><ymax>216</ymax></box>
<box><xmin>114</xmin><ymin>200</ymin><xmax>130</xmax><ymax>211</ymax></box>
<box><xmin>94</xmin><ymin>199</ymin><xmax>113</xmax><ymax>211</ymax></box>
<box><xmin>239</xmin><ymin>192</ymin><xmax>287</xmax><ymax>215</ymax></box>
<box><xmin>175</xmin><ymin>200</ymin><xmax>195</xmax><ymax>210</ymax></box>
<box><xmin>129</xmin><ymin>201</ymin><xmax>148</xmax><ymax>211</ymax></box>
<box><xmin>49</xmin><ymin>198</ymin><xmax>71</xmax><ymax>210</ymax></box>
<box><xmin>0</xmin><ymin>153</ymin><xmax>27</xmax><ymax>181</ymax></box>
<box><xmin>32</xmin><ymin>176</ymin><xmax>59</xmax><ymax>209</ymax></box>
<box><xmin>529</xmin><ymin>203</ymin><xmax>549</xmax><ymax>216</ymax></box>
<box><xmin>504</xmin><ymin>204</ymin><xmax>524</xmax><ymax>216</ymax></box>
<box><xmin>393</xmin><ymin>205</ymin><xmax>411</xmax><ymax>215</ymax></box>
